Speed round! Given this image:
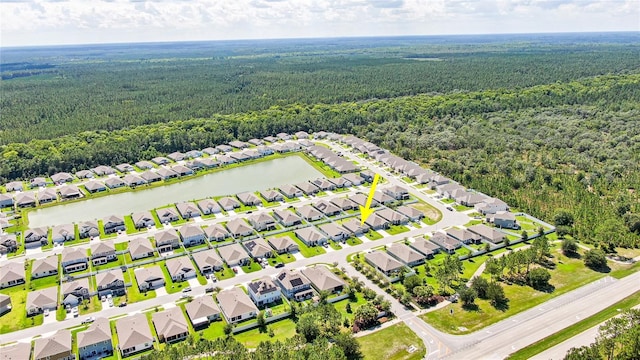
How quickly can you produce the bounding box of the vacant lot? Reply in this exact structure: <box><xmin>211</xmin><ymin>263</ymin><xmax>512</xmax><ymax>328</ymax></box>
<box><xmin>357</xmin><ymin>323</ymin><xmax>426</xmax><ymax>360</ymax></box>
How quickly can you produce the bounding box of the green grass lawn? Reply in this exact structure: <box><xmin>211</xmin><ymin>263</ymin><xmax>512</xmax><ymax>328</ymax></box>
<box><xmin>421</xmin><ymin>249</ymin><xmax>610</xmax><ymax>334</ymax></box>
<box><xmin>241</xmin><ymin>261</ymin><xmax>264</xmax><ymax>273</ymax></box>
<box><xmin>197</xmin><ymin>320</ymin><xmax>227</xmax><ymax>341</ymax></box>
<box><xmin>464</xmin><ymin>220</ymin><xmax>483</xmax><ymax>227</ymax></box>
<box><xmin>214</xmin><ymin>265</ymin><xmax>236</xmax><ymax>280</ymax></box>
<box><xmin>114</xmin><ymin>242</ymin><xmax>128</xmax><ymax>251</ymax></box>
<box><xmin>124</xmin><ymin>268</ymin><xmax>156</xmax><ymax>303</ymax></box>
<box><xmin>453</xmin><ymin>204</ymin><xmax>474</xmax><ymax>211</ymax></box>
<box><xmin>79</xmin><ymin>296</ymin><xmax>103</xmax><ymax>315</ymax></box>
<box><xmin>441</xmin><ymin>198</ymin><xmax>455</xmax><ymax>204</ymax></box>
<box><xmin>346</xmin><ymin>237</ymin><xmax>363</xmax><ymax>246</ymax></box>
<box><xmin>365</xmin><ymin>230</ymin><xmax>383</xmax><ymax>241</ymax></box>
<box><xmin>283</xmin><ymin>231</ymin><xmax>326</xmax><ymax>257</ymax></box>
<box><xmin>357</xmin><ymin>323</ymin><xmax>426</xmax><ymax>360</ymax></box>
<box><xmin>507</xmin><ymin>290</ymin><xmax>640</xmax><ymax>360</ymax></box>
<box><xmin>333</xmin><ymin>293</ymin><xmax>368</xmax><ymax>321</ymax></box>
<box><xmin>267</xmin><ymin>253</ymin><xmax>296</xmax><ymax>266</ymax></box>
<box><xmin>329</xmin><ymin>241</ymin><xmax>343</xmax><ymax>250</ymax></box>
<box><xmin>159</xmin><ymin>264</ymin><xmax>187</xmax><ymax>293</ymax></box>
<box><xmin>0</xmin><ymin>285</ymin><xmax>44</xmax><ymax>334</ymax></box>
<box><xmin>233</xmin><ymin>318</ymin><xmax>297</xmax><ymax>348</ymax></box>
<box><xmin>387</xmin><ymin>225</ymin><xmax>410</xmax><ymax>235</ymax></box>
<box><xmin>92</xmin><ymin>254</ymin><xmax>126</xmax><ymax>272</ymax></box>
<box><xmin>609</xmin><ymin>260</ymin><xmax>640</xmax><ymax>279</ymax></box>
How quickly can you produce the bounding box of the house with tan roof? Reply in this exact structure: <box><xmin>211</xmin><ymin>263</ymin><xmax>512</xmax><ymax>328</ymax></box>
<box><xmin>0</xmin><ymin>341</ymin><xmax>30</xmax><ymax>360</ymax></box>
<box><xmin>52</xmin><ymin>223</ymin><xmax>75</xmax><ymax>243</ymax></box>
<box><xmin>350</xmin><ymin>193</ymin><xmax>378</xmax><ymax>208</ymax></box>
<box><xmin>165</xmin><ymin>256</ymin><xmax>196</xmax><ymax>282</ymax></box>
<box><xmin>301</xmin><ymin>266</ymin><xmax>345</xmax><ymax>294</ymax></box>
<box><xmin>0</xmin><ymin>261</ymin><xmax>25</xmax><ymax>289</ymax></box>
<box><xmin>152</xmin><ymin>307</ymin><xmax>189</xmax><ymax>343</ymax></box>
<box><xmin>247</xmin><ymin>212</ymin><xmax>276</xmax><ymax>231</ymax></box>
<box><xmin>242</xmin><ymin>238</ymin><xmax>273</xmax><ymax>258</ymax></box>
<box><xmin>197</xmin><ymin>198</ymin><xmax>221</xmax><ymax>215</ymax></box>
<box><xmin>31</xmin><ymin>256</ymin><xmax>59</xmax><ymax>279</ymax></box>
<box><xmin>409</xmin><ymin>238</ymin><xmax>440</xmax><ymax>258</ymax></box>
<box><xmin>267</xmin><ymin>236</ymin><xmax>299</xmax><ymax>254</ymax></box>
<box><xmin>294</xmin><ymin>181</ymin><xmax>319</xmax><ymax>195</ymax></box>
<box><xmin>468</xmin><ymin>224</ymin><xmax>507</xmax><ymax>244</ymax></box>
<box><xmin>296</xmin><ymin>205</ymin><xmax>323</xmax><ymax>221</ymax></box>
<box><xmin>116</xmin><ymin>163</ymin><xmax>135</xmax><ymax>172</ymax></box>
<box><xmin>37</xmin><ymin>187</ymin><xmax>57</xmax><ymax>204</ymax></box>
<box><xmin>191</xmin><ymin>249</ymin><xmax>224</xmax><ymax>273</ymax></box>
<box><xmin>387</xmin><ymin>243</ymin><xmax>426</xmax><ymax>267</ymax></box>
<box><xmin>259</xmin><ymin>189</ymin><xmax>283</xmax><ymax>202</ymax></box>
<box><xmin>61</xmin><ymin>247</ymin><xmax>88</xmax><ymax>273</ymax></box>
<box><xmin>226</xmin><ymin>218</ymin><xmax>254</xmax><ymax>238</ymax></box>
<box><xmin>185</xmin><ymin>295</ymin><xmax>220</xmax><ymax>328</ymax></box>
<box><xmin>216</xmin><ymin>287</ymin><xmax>258</xmax><ymax>323</ymax></box>
<box><xmin>237</xmin><ymin>192</ymin><xmax>262</xmax><ymax>206</ymax></box>
<box><xmin>104</xmin><ymin>177</ymin><xmax>126</xmax><ymax>189</ymax></box>
<box><xmin>155</xmin><ymin>207</ymin><xmax>180</xmax><ymax>224</ymax></box>
<box><xmin>203</xmin><ymin>224</ymin><xmax>230</xmax><ymax>242</ymax></box>
<box><xmin>377</xmin><ymin>208</ymin><xmax>409</xmax><ymax>225</ymax></box>
<box><xmin>330</xmin><ymin>198</ymin><xmax>357</xmax><ymax>211</ymax></box>
<box><xmin>248</xmin><ymin>276</ymin><xmax>281</xmax><ymax>306</ymax></box>
<box><xmin>310</xmin><ymin>178</ymin><xmax>336</xmax><ymax>191</ymax></box>
<box><xmin>430</xmin><ymin>232</ymin><xmax>462</xmax><ymax>253</ymax></box>
<box><xmin>272</xmin><ymin>209</ymin><xmax>302</xmax><ymax>227</ymax></box>
<box><xmin>342</xmin><ymin>218</ymin><xmax>369</xmax><ymax>236</ymax></box>
<box><xmin>364</xmin><ymin>213</ymin><xmax>390</xmax><ymax>230</ymax></box>
<box><xmin>295</xmin><ymin>227</ymin><xmax>327</xmax><ymax>247</ymax></box>
<box><xmin>475</xmin><ymin>197</ymin><xmax>509</xmax><ymax>215</ymax></box>
<box><xmin>26</xmin><ymin>286</ymin><xmax>57</xmax><ymax>315</ymax></box>
<box><xmin>372</xmin><ymin>191</ymin><xmax>395</xmax><ymax>205</ymax></box>
<box><xmin>365</xmin><ymin>251</ymin><xmax>404</xmax><ymax>278</ymax></box>
<box><xmin>84</xmin><ymin>180</ymin><xmax>107</xmax><ymax>193</ymax></box>
<box><xmin>123</xmin><ymin>174</ymin><xmax>146</xmax><ymax>187</ymax></box>
<box><xmin>132</xmin><ymin>211</ymin><xmax>155</xmax><ymax>229</ymax></box>
<box><xmin>96</xmin><ymin>269</ymin><xmax>125</xmax><ymax>297</ymax></box>
<box><xmin>58</xmin><ymin>184</ymin><xmax>82</xmax><ymax>199</ymax></box>
<box><xmin>218</xmin><ymin>196</ymin><xmax>241</xmax><ymax>211</ymax></box>
<box><xmin>343</xmin><ymin>173</ymin><xmax>364</xmax><ymax>186</ymax></box>
<box><xmin>217</xmin><ymin>243</ymin><xmax>250</xmax><ymax>266</ymax></box>
<box><xmin>134</xmin><ymin>266</ymin><xmax>165</xmax><ymax>291</ymax></box>
<box><xmin>33</xmin><ymin>329</ymin><xmax>71</xmax><ymax>360</ymax></box>
<box><xmin>4</xmin><ymin>181</ymin><xmax>24</xmax><ymax>192</ymax></box>
<box><xmin>139</xmin><ymin>170</ymin><xmax>161</xmax><ymax>183</ymax></box>
<box><xmin>129</xmin><ymin>237</ymin><xmax>155</xmax><ymax>260</ymax></box>
<box><xmin>278</xmin><ymin>184</ymin><xmax>303</xmax><ymax>199</ymax></box>
<box><xmin>396</xmin><ymin>205</ymin><xmax>425</xmax><ymax>222</ymax></box>
<box><xmin>154</xmin><ymin>229</ymin><xmax>180</xmax><ymax>253</ymax></box>
<box><xmin>79</xmin><ymin>220</ymin><xmax>99</xmax><ymax>239</ymax></box>
<box><xmin>446</xmin><ymin>228</ymin><xmax>481</xmax><ymax>244</ymax></box>
<box><xmin>313</xmin><ymin>200</ymin><xmax>341</xmax><ymax>217</ymax></box>
<box><xmin>78</xmin><ymin>317</ymin><xmax>113</xmax><ymax>360</ymax></box>
<box><xmin>318</xmin><ymin>222</ymin><xmax>349</xmax><ymax>241</ymax></box>
<box><xmin>487</xmin><ymin>211</ymin><xmax>520</xmax><ymax>230</ymax></box>
<box><xmin>90</xmin><ymin>241</ymin><xmax>116</xmax><ymax>266</ymax></box>
<box><xmin>178</xmin><ymin>224</ymin><xmax>206</xmax><ymax>247</ymax></box>
<box><xmin>61</xmin><ymin>277</ymin><xmax>90</xmax><ymax>307</ymax></box>
<box><xmin>103</xmin><ymin>214</ymin><xmax>125</xmax><ymax>234</ymax></box>
<box><xmin>383</xmin><ymin>185</ymin><xmax>410</xmax><ymax>200</ymax></box>
<box><xmin>24</xmin><ymin>226</ymin><xmax>49</xmax><ymax>247</ymax></box>
<box><xmin>135</xmin><ymin>161</ymin><xmax>155</xmax><ymax>169</ymax></box>
<box><xmin>275</xmin><ymin>269</ymin><xmax>313</xmax><ymax>301</ymax></box>
<box><xmin>115</xmin><ymin>314</ymin><xmax>154</xmax><ymax>356</ymax></box>
<box><xmin>176</xmin><ymin>202</ymin><xmax>201</xmax><ymax>219</ymax></box>
<box><xmin>15</xmin><ymin>191</ymin><xmax>36</xmax><ymax>208</ymax></box>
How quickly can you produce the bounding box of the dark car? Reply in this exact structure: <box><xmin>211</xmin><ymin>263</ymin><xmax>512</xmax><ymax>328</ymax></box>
<box><xmin>275</xmin><ymin>263</ymin><xmax>285</xmax><ymax>268</ymax></box>
<box><xmin>119</xmin><ymin>301</ymin><xmax>127</xmax><ymax>307</ymax></box>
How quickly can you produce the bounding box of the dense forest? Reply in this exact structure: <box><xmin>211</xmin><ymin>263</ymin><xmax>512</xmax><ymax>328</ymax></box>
<box><xmin>1</xmin><ymin>34</ymin><xmax>639</xmax><ymax>249</ymax></box>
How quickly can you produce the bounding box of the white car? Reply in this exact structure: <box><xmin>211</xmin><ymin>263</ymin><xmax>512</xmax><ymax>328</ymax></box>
<box><xmin>72</xmin><ymin>308</ymin><xmax>79</xmax><ymax>317</ymax></box>
<box><xmin>82</xmin><ymin>317</ymin><xmax>95</xmax><ymax>324</ymax></box>
<box><xmin>44</xmin><ymin>309</ymin><xmax>50</xmax><ymax>317</ymax></box>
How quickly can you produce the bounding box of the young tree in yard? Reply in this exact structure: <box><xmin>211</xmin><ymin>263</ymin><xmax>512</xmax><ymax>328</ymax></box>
<box><xmin>378</xmin><ymin>299</ymin><xmax>391</xmax><ymax>313</ymax></box>
<box><xmin>584</xmin><ymin>249</ymin><xmax>608</xmax><ymax>270</ymax></box>
<box><xmin>470</xmin><ymin>276</ymin><xmax>490</xmax><ymax>299</ymax></box>
<box><xmin>413</xmin><ymin>285</ymin><xmax>434</xmax><ymax>300</ymax></box>
<box><xmin>223</xmin><ymin>323</ymin><xmax>233</xmax><ymax>336</ymax></box>
<box><xmin>561</xmin><ymin>238</ymin><xmax>578</xmax><ymax>256</ymax></box>
<box><xmin>486</xmin><ymin>282</ymin><xmax>508</xmax><ymax>308</ymax></box>
<box><xmin>82</xmin><ymin>298</ymin><xmax>89</xmax><ymax>310</ymax></box>
<box><xmin>527</xmin><ymin>267</ymin><xmax>551</xmax><ymax>290</ymax></box>
<box><xmin>458</xmin><ymin>286</ymin><xmax>477</xmax><ymax>307</ymax></box>
<box><xmin>532</xmin><ymin>236</ymin><xmax>551</xmax><ymax>262</ymax></box>
<box><xmin>257</xmin><ymin>310</ymin><xmax>266</xmax><ymax>331</ymax></box>
<box><xmin>403</xmin><ymin>275</ymin><xmax>422</xmax><ymax>294</ymax></box>
<box><xmin>485</xmin><ymin>258</ymin><xmax>503</xmax><ymax>282</ymax></box>
<box><xmin>485</xmin><ymin>243</ymin><xmax>491</xmax><ymax>252</ymax></box>
<box><xmin>521</xmin><ymin>231</ymin><xmax>528</xmax><ymax>242</ymax></box>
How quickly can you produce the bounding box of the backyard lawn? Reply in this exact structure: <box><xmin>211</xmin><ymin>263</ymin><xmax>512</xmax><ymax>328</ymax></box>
<box><xmin>197</xmin><ymin>319</ymin><xmax>227</xmax><ymax>341</ymax></box>
<box><xmin>124</xmin><ymin>268</ymin><xmax>156</xmax><ymax>302</ymax></box>
<box><xmin>233</xmin><ymin>318</ymin><xmax>297</xmax><ymax>348</ymax></box>
<box><xmin>214</xmin><ymin>265</ymin><xmax>236</xmax><ymax>280</ymax></box>
<box><xmin>357</xmin><ymin>323</ymin><xmax>426</xmax><ymax>360</ymax></box>
<box><xmin>0</xmin><ymin>285</ymin><xmax>44</xmax><ymax>334</ymax></box>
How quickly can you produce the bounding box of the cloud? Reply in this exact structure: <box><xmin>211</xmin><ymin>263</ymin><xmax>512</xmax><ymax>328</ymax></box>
<box><xmin>1</xmin><ymin>0</ymin><xmax>638</xmax><ymax>46</ymax></box>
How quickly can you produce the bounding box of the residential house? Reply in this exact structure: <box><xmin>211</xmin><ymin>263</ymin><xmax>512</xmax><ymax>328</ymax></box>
<box><xmin>176</xmin><ymin>202</ymin><xmax>201</xmax><ymax>219</ymax></box>
<box><xmin>248</xmin><ymin>276</ymin><xmax>281</xmax><ymax>306</ymax></box>
<box><xmin>236</xmin><ymin>192</ymin><xmax>262</xmax><ymax>207</ymax></box>
<box><xmin>456</xmin><ymin>192</ymin><xmax>489</xmax><ymax>207</ymax></box>
<box><xmin>24</xmin><ymin>227</ymin><xmax>49</xmax><ymax>248</ymax></box>
<box><xmin>203</xmin><ymin>224</ymin><xmax>230</xmax><ymax>242</ymax></box>
<box><xmin>436</xmin><ymin>183</ymin><xmax>465</xmax><ymax>198</ymax></box>
<box><xmin>197</xmin><ymin>198</ymin><xmax>221</xmax><ymax>215</ymax></box>
<box><xmin>92</xmin><ymin>166</ymin><xmax>115</xmax><ymax>176</ymax></box>
<box><xmin>135</xmin><ymin>161</ymin><xmax>154</xmax><ymax>170</ymax></box>
<box><xmin>318</xmin><ymin>223</ymin><xmax>349</xmax><ymax>241</ymax></box>
<box><xmin>33</xmin><ymin>330</ymin><xmax>72</xmax><ymax>360</ymax></box>
<box><xmin>132</xmin><ymin>211</ymin><xmax>155</xmax><ymax>229</ymax></box>
<box><xmin>154</xmin><ymin>229</ymin><xmax>180</xmax><ymax>252</ymax></box>
<box><xmin>30</xmin><ymin>177</ymin><xmax>47</xmax><ymax>188</ymax></box>
<box><xmin>78</xmin><ymin>220</ymin><xmax>99</xmax><ymax>239</ymax></box>
<box><xmin>178</xmin><ymin>224</ymin><xmax>206</xmax><ymax>247</ymax></box>
<box><xmin>364</xmin><ymin>213</ymin><xmax>390</xmax><ymax>230</ymax></box>
<box><xmin>396</xmin><ymin>205</ymin><xmax>425</xmax><ymax>222</ymax></box>
<box><xmin>26</xmin><ymin>286</ymin><xmax>57</xmax><ymax>315</ymax></box>
<box><xmin>313</xmin><ymin>200</ymin><xmax>341</xmax><ymax>217</ymax></box>
<box><xmin>155</xmin><ymin>207</ymin><xmax>180</xmax><ymax>224</ymax></box>
<box><xmin>365</xmin><ymin>251</ymin><xmax>404</xmax><ymax>277</ymax></box>
<box><xmin>217</xmin><ymin>155</ymin><xmax>235</xmax><ymax>165</ymax></box>
<box><xmin>410</xmin><ymin>240</ymin><xmax>438</xmax><ymax>259</ymax></box>
<box><xmin>0</xmin><ymin>193</ymin><xmax>13</xmax><ymax>208</ymax></box>
<box><xmin>116</xmin><ymin>163</ymin><xmax>135</xmax><ymax>173</ymax></box>
<box><xmin>134</xmin><ymin>266</ymin><xmax>165</xmax><ymax>291</ymax></box>
<box><xmin>216</xmin><ymin>287</ymin><xmax>258</xmax><ymax>323</ymax></box>
<box><xmin>0</xmin><ymin>261</ymin><xmax>25</xmax><ymax>288</ymax></box>
<box><xmin>90</xmin><ymin>242</ymin><xmax>116</xmax><ymax>266</ymax></box>
<box><xmin>248</xmin><ymin>138</ymin><xmax>263</xmax><ymax>146</ymax></box>
<box><xmin>445</xmin><ymin>228</ymin><xmax>481</xmax><ymax>245</ymax></box>
<box><xmin>77</xmin><ymin>318</ymin><xmax>113</xmax><ymax>360</ymax></box>
<box><xmin>372</xmin><ymin>191</ymin><xmax>394</xmax><ymax>206</ymax></box>
<box><xmin>115</xmin><ymin>314</ymin><xmax>154</xmax><ymax>356</ymax></box>
<box><xmin>139</xmin><ymin>170</ymin><xmax>161</xmax><ymax>183</ymax></box>
<box><xmin>330</xmin><ymin>197</ymin><xmax>358</xmax><ymax>211</ymax></box>
<box><xmin>296</xmin><ymin>205</ymin><xmax>323</xmax><ymax>221</ymax></box>
<box><xmin>301</xmin><ymin>266</ymin><xmax>345</xmax><ymax>294</ymax></box>
<box><xmin>31</xmin><ymin>256</ymin><xmax>58</xmax><ymax>279</ymax></box>
<box><xmin>295</xmin><ymin>227</ymin><xmax>327</xmax><ymax>246</ymax></box>
<box><xmin>152</xmin><ymin>307</ymin><xmax>190</xmax><ymax>343</ymax></box>
<box><xmin>229</xmin><ymin>152</ymin><xmax>250</xmax><ymax>162</ymax></box>
<box><xmin>15</xmin><ymin>191</ymin><xmax>36</xmax><ymax>207</ymax></box>
<box><xmin>229</xmin><ymin>140</ymin><xmax>249</xmax><ymax>149</ymax></box>
<box><xmin>377</xmin><ymin>208</ymin><xmax>409</xmax><ymax>225</ymax></box>
<box><xmin>259</xmin><ymin>189</ymin><xmax>283</xmax><ymax>202</ymax></box>
<box><xmin>275</xmin><ymin>269</ymin><xmax>313</xmax><ymax>301</ymax></box>
<box><xmin>468</xmin><ymin>224</ymin><xmax>507</xmax><ymax>244</ymax></box>
<box><xmin>272</xmin><ymin>209</ymin><xmax>302</xmax><ymax>227</ymax></box>
<box><xmin>191</xmin><ymin>249</ymin><xmax>224</xmax><ymax>273</ymax></box>
<box><xmin>350</xmin><ymin>193</ymin><xmax>378</xmax><ymax>208</ymax></box>
<box><xmin>0</xmin><ymin>293</ymin><xmax>11</xmax><ymax>315</ymax></box>
<box><xmin>310</xmin><ymin>178</ymin><xmax>336</xmax><ymax>191</ymax></box>
<box><xmin>185</xmin><ymin>296</ymin><xmax>220</xmax><ymax>328</ymax></box>
<box><xmin>295</xmin><ymin>131</ymin><xmax>309</xmax><ymax>139</ymax></box>
<box><xmin>102</xmin><ymin>214</ymin><xmax>125</xmax><ymax>234</ymax></box>
<box><xmin>383</xmin><ymin>185</ymin><xmax>410</xmax><ymax>200</ymax></box>
<box><xmin>165</xmin><ymin>256</ymin><xmax>197</xmax><ymax>282</ymax></box>
<box><xmin>0</xmin><ymin>234</ymin><xmax>17</xmax><ymax>254</ymax></box>
<box><xmin>267</xmin><ymin>236</ymin><xmax>299</xmax><ymax>254</ymax></box>
<box><xmin>0</xmin><ymin>341</ymin><xmax>29</xmax><ymax>360</ymax></box>
<box><xmin>242</xmin><ymin>238</ymin><xmax>273</xmax><ymax>258</ymax></box>
<box><xmin>123</xmin><ymin>174</ymin><xmax>146</xmax><ymax>187</ymax></box>
<box><xmin>104</xmin><ymin>177</ymin><xmax>125</xmax><ymax>189</ymax></box>
<box><xmin>171</xmin><ymin>165</ymin><xmax>193</xmax><ymax>176</ymax></box>
<box><xmin>95</xmin><ymin>269</ymin><xmax>125</xmax><ymax>297</ymax></box>
<box><xmin>327</xmin><ymin>177</ymin><xmax>351</xmax><ymax>188</ymax></box>
<box><xmin>342</xmin><ymin>218</ymin><xmax>369</xmax><ymax>236</ymax></box>
<box><xmin>343</xmin><ymin>173</ymin><xmax>364</xmax><ymax>186</ymax></box>
<box><xmin>217</xmin><ymin>243</ymin><xmax>250</xmax><ymax>266</ymax></box>
<box><xmin>263</xmin><ymin>136</ymin><xmax>278</xmax><ymax>143</ymax></box>
<box><xmin>218</xmin><ymin>197</ymin><xmax>241</xmax><ymax>211</ymax></box>
<box><xmin>278</xmin><ymin>184</ymin><xmax>303</xmax><ymax>198</ymax></box>
<box><xmin>294</xmin><ymin>181</ymin><xmax>319</xmax><ymax>195</ymax></box>
<box><xmin>387</xmin><ymin>243</ymin><xmax>426</xmax><ymax>267</ymax></box>
<box><xmin>487</xmin><ymin>211</ymin><xmax>520</xmax><ymax>229</ymax></box>
<box><xmin>185</xmin><ymin>150</ymin><xmax>202</xmax><ymax>159</ymax></box>
<box><xmin>192</xmin><ymin>158</ymin><xmax>219</xmax><ymax>169</ymax></box>
<box><xmin>429</xmin><ymin>232</ymin><xmax>462</xmax><ymax>253</ymax></box>
<box><xmin>475</xmin><ymin>197</ymin><xmax>509</xmax><ymax>215</ymax></box>
<box><xmin>151</xmin><ymin>157</ymin><xmax>170</xmax><ymax>165</ymax></box>
<box><xmin>226</xmin><ymin>218</ymin><xmax>254</xmax><ymax>238</ymax></box>
<box><xmin>215</xmin><ymin>144</ymin><xmax>233</xmax><ymax>152</ymax></box>
<box><xmin>61</xmin><ymin>247</ymin><xmax>89</xmax><ymax>273</ymax></box>
<box><xmin>58</xmin><ymin>184</ymin><xmax>82</xmax><ymax>199</ymax></box>
<box><xmin>5</xmin><ymin>181</ymin><xmax>24</xmax><ymax>192</ymax></box>
<box><xmin>128</xmin><ymin>237</ymin><xmax>155</xmax><ymax>260</ymax></box>
<box><xmin>359</xmin><ymin>170</ymin><xmax>376</xmax><ymax>182</ymax></box>
<box><xmin>61</xmin><ymin>278</ymin><xmax>90</xmax><ymax>307</ymax></box>
<box><xmin>247</xmin><ymin>212</ymin><xmax>276</xmax><ymax>231</ymax></box>
<box><xmin>52</xmin><ymin>223</ymin><xmax>75</xmax><ymax>243</ymax></box>
<box><xmin>38</xmin><ymin>187</ymin><xmax>58</xmax><ymax>204</ymax></box>
<box><xmin>167</xmin><ymin>152</ymin><xmax>186</xmax><ymax>162</ymax></box>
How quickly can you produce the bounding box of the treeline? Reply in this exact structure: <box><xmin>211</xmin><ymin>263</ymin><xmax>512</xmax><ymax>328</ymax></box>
<box><xmin>1</xmin><ymin>73</ymin><xmax>639</xmax><ymax>247</ymax></box>
<box><xmin>1</xmin><ymin>42</ymin><xmax>638</xmax><ymax>144</ymax></box>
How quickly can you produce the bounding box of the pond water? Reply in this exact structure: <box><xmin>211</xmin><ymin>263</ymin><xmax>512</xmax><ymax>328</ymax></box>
<box><xmin>28</xmin><ymin>156</ymin><xmax>323</xmax><ymax>227</ymax></box>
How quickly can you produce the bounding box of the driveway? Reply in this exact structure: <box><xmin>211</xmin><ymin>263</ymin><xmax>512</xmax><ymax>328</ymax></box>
<box><xmin>187</xmin><ymin>278</ymin><xmax>200</xmax><ymax>288</ymax></box>
<box><xmin>155</xmin><ymin>287</ymin><xmax>167</xmax><ymax>297</ymax></box>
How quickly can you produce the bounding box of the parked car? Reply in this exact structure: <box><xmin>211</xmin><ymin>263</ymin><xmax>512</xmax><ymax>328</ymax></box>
<box><xmin>182</xmin><ymin>287</ymin><xmax>192</xmax><ymax>293</ymax></box>
<box><xmin>119</xmin><ymin>301</ymin><xmax>127</xmax><ymax>307</ymax></box>
<box><xmin>205</xmin><ymin>286</ymin><xmax>214</xmax><ymax>293</ymax></box>
<box><xmin>82</xmin><ymin>317</ymin><xmax>95</xmax><ymax>324</ymax></box>
<box><xmin>44</xmin><ymin>309</ymin><xmax>50</xmax><ymax>317</ymax></box>
<box><xmin>446</xmin><ymin>207</ymin><xmax>454</xmax><ymax>211</ymax></box>
<box><xmin>275</xmin><ymin>263</ymin><xmax>285</xmax><ymax>268</ymax></box>
<box><xmin>72</xmin><ymin>308</ymin><xmax>79</xmax><ymax>317</ymax></box>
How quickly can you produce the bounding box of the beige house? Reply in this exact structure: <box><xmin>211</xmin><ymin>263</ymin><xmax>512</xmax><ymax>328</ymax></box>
<box><xmin>26</xmin><ymin>286</ymin><xmax>58</xmax><ymax>315</ymax></box>
<box><xmin>152</xmin><ymin>307</ymin><xmax>189</xmax><ymax>343</ymax></box>
<box><xmin>0</xmin><ymin>261</ymin><xmax>25</xmax><ymax>289</ymax></box>
<box><xmin>33</xmin><ymin>330</ymin><xmax>72</xmax><ymax>360</ymax></box>
<box><xmin>216</xmin><ymin>287</ymin><xmax>258</xmax><ymax>323</ymax></box>
<box><xmin>185</xmin><ymin>296</ymin><xmax>220</xmax><ymax>328</ymax></box>
<box><xmin>301</xmin><ymin>266</ymin><xmax>345</xmax><ymax>294</ymax></box>
<box><xmin>115</xmin><ymin>314</ymin><xmax>154</xmax><ymax>356</ymax></box>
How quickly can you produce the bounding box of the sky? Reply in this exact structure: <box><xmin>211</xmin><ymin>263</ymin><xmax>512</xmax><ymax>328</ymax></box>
<box><xmin>1</xmin><ymin>0</ymin><xmax>639</xmax><ymax>47</ymax></box>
